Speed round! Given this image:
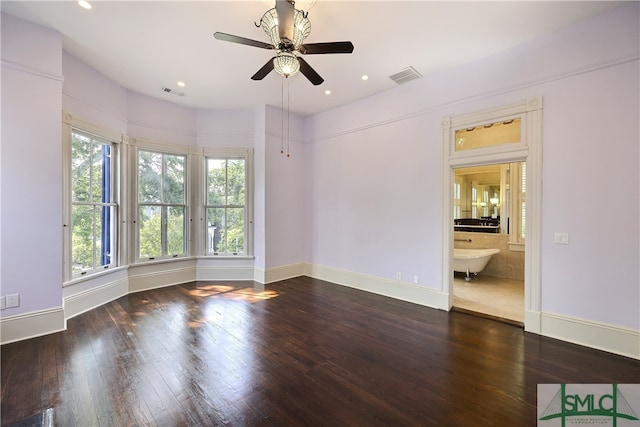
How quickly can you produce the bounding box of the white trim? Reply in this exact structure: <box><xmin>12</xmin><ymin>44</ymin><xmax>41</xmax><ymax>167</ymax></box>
<box><xmin>539</xmin><ymin>312</ymin><xmax>640</xmax><ymax>360</ymax></box>
<box><xmin>130</xmin><ymin>136</ymin><xmax>193</xmax><ymax>154</ymax></box>
<box><xmin>0</xmin><ymin>307</ymin><xmax>65</xmax><ymax>345</ymax></box>
<box><xmin>264</xmin><ymin>263</ymin><xmax>305</xmax><ymax>284</ymax></box>
<box><xmin>64</xmin><ymin>277</ymin><xmax>129</xmax><ymax>319</ymax></box>
<box><xmin>201</xmin><ymin>148</ymin><xmax>255</xmax><ymax>258</ymax></box>
<box><xmin>4</xmin><ymin>264</ymin><xmax>637</xmax><ymax>359</ymax></box>
<box><xmin>441</xmin><ymin>97</ymin><xmax>543</xmax><ymax>332</ymax></box>
<box><xmin>524</xmin><ymin>310</ymin><xmax>542</xmax><ymax>334</ymax></box>
<box><xmin>63</xmin><ymin>111</ymin><xmax>126</xmax><ymax>143</ymax></box>
<box><xmin>195</xmin><ymin>265</ymin><xmax>255</xmax><ymax>281</ymax></box>
<box><xmin>128</xmin><ymin>265</ymin><xmax>197</xmax><ymax>293</ymax></box>
<box><xmin>1</xmin><ymin>59</ymin><xmax>64</xmax><ymax>82</ymax></box>
<box><xmin>304</xmin><ymin>263</ymin><xmax>449</xmax><ymax>310</ymax></box>
<box><xmin>309</xmin><ymin>56</ymin><xmax>637</xmax><ymax>145</ymax></box>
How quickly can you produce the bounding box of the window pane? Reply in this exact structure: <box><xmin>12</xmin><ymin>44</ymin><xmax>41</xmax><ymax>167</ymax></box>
<box><xmin>167</xmin><ymin>206</ymin><xmax>185</xmax><ymax>255</ymax></box>
<box><xmin>100</xmin><ymin>205</ymin><xmax>113</xmax><ymax>265</ymax></box>
<box><xmin>455</xmin><ymin>118</ymin><xmax>521</xmax><ymax>152</ymax></box>
<box><xmin>72</xmin><ymin>205</ymin><xmax>95</xmax><ymax>273</ymax></box>
<box><xmin>207</xmin><ymin>159</ymin><xmax>227</xmax><ymax>205</ymax></box>
<box><xmin>138</xmin><ymin>151</ymin><xmax>162</xmax><ymax>203</ymax></box>
<box><xmin>164</xmin><ymin>155</ymin><xmax>185</xmax><ymax>204</ymax></box>
<box><xmin>71</xmin><ymin>134</ymin><xmax>92</xmax><ymax>202</ymax></box>
<box><xmin>205</xmin><ymin>154</ymin><xmax>248</xmax><ymax>256</ymax></box>
<box><xmin>90</xmin><ymin>142</ymin><xmax>104</xmax><ymax>203</ymax></box>
<box><xmin>226</xmin><ymin>207</ymin><xmax>245</xmax><ymax>254</ymax></box>
<box><xmin>227</xmin><ymin>159</ymin><xmax>245</xmax><ymax>205</ymax></box>
<box><xmin>139</xmin><ymin>206</ymin><xmax>162</xmax><ymax>258</ymax></box>
<box><xmin>206</xmin><ymin>207</ymin><xmax>224</xmax><ymax>253</ymax></box>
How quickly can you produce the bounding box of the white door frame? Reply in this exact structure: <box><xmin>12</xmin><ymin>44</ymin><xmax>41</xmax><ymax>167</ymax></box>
<box><xmin>441</xmin><ymin>97</ymin><xmax>543</xmax><ymax>333</ymax></box>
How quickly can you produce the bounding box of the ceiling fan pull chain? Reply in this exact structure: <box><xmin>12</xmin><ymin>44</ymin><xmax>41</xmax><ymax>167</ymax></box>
<box><xmin>281</xmin><ymin>77</ymin><xmax>285</xmax><ymax>155</ymax></box>
<box><xmin>287</xmin><ymin>78</ymin><xmax>291</xmax><ymax>158</ymax></box>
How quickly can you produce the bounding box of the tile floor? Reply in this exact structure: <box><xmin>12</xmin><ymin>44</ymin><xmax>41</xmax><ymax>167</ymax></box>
<box><xmin>453</xmin><ymin>273</ymin><xmax>524</xmax><ymax>324</ymax></box>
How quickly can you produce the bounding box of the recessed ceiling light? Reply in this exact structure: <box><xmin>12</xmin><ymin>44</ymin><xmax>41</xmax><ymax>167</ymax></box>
<box><xmin>361</xmin><ymin>75</ymin><xmax>369</xmax><ymax>81</ymax></box>
<box><xmin>324</xmin><ymin>90</ymin><xmax>331</xmax><ymax>95</ymax></box>
<box><xmin>78</xmin><ymin>0</ymin><xmax>92</xmax><ymax>10</ymax></box>
<box><xmin>177</xmin><ymin>81</ymin><xmax>186</xmax><ymax>88</ymax></box>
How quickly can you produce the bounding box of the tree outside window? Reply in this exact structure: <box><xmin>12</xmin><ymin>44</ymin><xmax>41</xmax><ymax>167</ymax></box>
<box><xmin>205</xmin><ymin>158</ymin><xmax>245</xmax><ymax>255</ymax></box>
<box><xmin>138</xmin><ymin>150</ymin><xmax>186</xmax><ymax>259</ymax></box>
<box><xmin>71</xmin><ymin>131</ymin><xmax>116</xmax><ymax>275</ymax></box>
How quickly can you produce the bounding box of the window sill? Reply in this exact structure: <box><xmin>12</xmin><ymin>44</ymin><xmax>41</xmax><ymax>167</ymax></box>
<box><xmin>198</xmin><ymin>255</ymin><xmax>255</xmax><ymax>261</ymax></box>
<box><xmin>134</xmin><ymin>256</ymin><xmax>196</xmax><ymax>266</ymax></box>
<box><xmin>64</xmin><ymin>265</ymin><xmax>129</xmax><ymax>288</ymax></box>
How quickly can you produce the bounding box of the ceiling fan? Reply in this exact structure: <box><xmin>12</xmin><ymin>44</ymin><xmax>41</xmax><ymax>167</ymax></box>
<box><xmin>214</xmin><ymin>0</ymin><xmax>354</xmax><ymax>85</ymax></box>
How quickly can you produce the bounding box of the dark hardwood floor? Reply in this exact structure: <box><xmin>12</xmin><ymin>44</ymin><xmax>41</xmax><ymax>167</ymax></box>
<box><xmin>2</xmin><ymin>277</ymin><xmax>638</xmax><ymax>426</ymax></box>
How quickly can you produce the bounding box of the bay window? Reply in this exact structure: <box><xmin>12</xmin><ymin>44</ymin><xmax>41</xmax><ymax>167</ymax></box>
<box><xmin>69</xmin><ymin>130</ymin><xmax>118</xmax><ymax>277</ymax></box>
<box><xmin>137</xmin><ymin>149</ymin><xmax>187</xmax><ymax>260</ymax></box>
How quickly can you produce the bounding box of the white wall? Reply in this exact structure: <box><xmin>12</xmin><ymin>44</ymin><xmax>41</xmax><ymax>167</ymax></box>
<box><xmin>303</xmin><ymin>3</ymin><xmax>640</xmax><ymax>333</ymax></box>
<box><xmin>264</xmin><ymin>105</ymin><xmax>305</xmax><ymax>270</ymax></box>
<box><xmin>62</xmin><ymin>52</ymin><xmax>128</xmax><ymax>133</ymax></box>
<box><xmin>127</xmin><ymin>92</ymin><xmax>197</xmax><ymax>146</ymax></box>
<box><xmin>1</xmin><ymin>14</ymin><xmax>64</xmax><ymax>316</ymax></box>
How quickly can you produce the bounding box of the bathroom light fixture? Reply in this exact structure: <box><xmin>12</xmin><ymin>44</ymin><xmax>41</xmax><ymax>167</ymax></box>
<box><xmin>78</xmin><ymin>0</ymin><xmax>92</xmax><ymax>10</ymax></box>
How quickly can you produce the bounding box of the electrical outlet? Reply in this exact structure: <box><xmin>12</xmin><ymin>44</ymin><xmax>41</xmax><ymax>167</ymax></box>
<box><xmin>413</xmin><ymin>275</ymin><xmax>419</xmax><ymax>284</ymax></box>
<box><xmin>0</xmin><ymin>296</ymin><xmax>5</xmax><ymax>310</ymax></box>
<box><xmin>396</xmin><ymin>272</ymin><xmax>401</xmax><ymax>280</ymax></box>
<box><xmin>6</xmin><ymin>294</ymin><xmax>20</xmax><ymax>308</ymax></box>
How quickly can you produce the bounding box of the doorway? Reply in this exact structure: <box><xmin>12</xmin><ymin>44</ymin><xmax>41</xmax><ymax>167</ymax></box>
<box><xmin>451</xmin><ymin>162</ymin><xmax>525</xmax><ymax>325</ymax></box>
<box><xmin>440</xmin><ymin>97</ymin><xmax>543</xmax><ymax>333</ymax></box>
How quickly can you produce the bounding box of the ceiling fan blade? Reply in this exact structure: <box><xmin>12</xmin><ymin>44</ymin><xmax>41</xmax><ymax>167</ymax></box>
<box><xmin>214</xmin><ymin>32</ymin><xmax>275</xmax><ymax>50</ymax></box>
<box><xmin>275</xmin><ymin>0</ymin><xmax>294</xmax><ymax>41</ymax></box>
<box><xmin>251</xmin><ymin>58</ymin><xmax>276</xmax><ymax>80</ymax></box>
<box><xmin>299</xmin><ymin>41</ymin><xmax>354</xmax><ymax>55</ymax></box>
<box><xmin>298</xmin><ymin>57</ymin><xmax>324</xmax><ymax>86</ymax></box>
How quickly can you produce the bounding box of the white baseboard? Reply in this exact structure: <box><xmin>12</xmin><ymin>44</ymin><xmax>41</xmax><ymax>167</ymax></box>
<box><xmin>4</xmin><ymin>263</ymin><xmax>638</xmax><ymax>360</ymax></box>
<box><xmin>196</xmin><ymin>265</ymin><xmax>256</xmax><ymax>282</ymax></box>
<box><xmin>1</xmin><ymin>307</ymin><xmax>65</xmax><ymax>345</ymax></box>
<box><xmin>539</xmin><ymin>311</ymin><xmax>639</xmax><ymax>360</ymax></box>
<box><xmin>64</xmin><ymin>277</ymin><xmax>129</xmax><ymax>320</ymax></box>
<box><xmin>304</xmin><ymin>263</ymin><xmax>449</xmax><ymax>310</ymax></box>
<box><xmin>264</xmin><ymin>263</ymin><xmax>305</xmax><ymax>284</ymax></box>
<box><xmin>524</xmin><ymin>309</ymin><xmax>542</xmax><ymax>334</ymax></box>
<box><xmin>129</xmin><ymin>265</ymin><xmax>197</xmax><ymax>293</ymax></box>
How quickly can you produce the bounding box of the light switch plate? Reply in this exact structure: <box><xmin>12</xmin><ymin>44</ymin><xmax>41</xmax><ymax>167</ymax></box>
<box><xmin>554</xmin><ymin>232</ymin><xmax>569</xmax><ymax>244</ymax></box>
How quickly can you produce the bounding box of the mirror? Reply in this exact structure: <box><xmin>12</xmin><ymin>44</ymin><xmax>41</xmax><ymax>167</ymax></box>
<box><xmin>454</xmin><ymin>164</ymin><xmax>504</xmax><ymax>234</ymax></box>
<box><xmin>453</xmin><ymin>161</ymin><xmax>526</xmax><ymax>237</ymax></box>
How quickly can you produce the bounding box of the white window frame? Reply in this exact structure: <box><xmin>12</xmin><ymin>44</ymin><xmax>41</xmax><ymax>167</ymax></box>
<box><xmin>202</xmin><ymin>148</ymin><xmax>254</xmax><ymax>258</ymax></box>
<box><xmin>62</xmin><ymin>113</ymin><xmax>124</xmax><ymax>283</ymax></box>
<box><xmin>133</xmin><ymin>139</ymin><xmax>191</xmax><ymax>263</ymax></box>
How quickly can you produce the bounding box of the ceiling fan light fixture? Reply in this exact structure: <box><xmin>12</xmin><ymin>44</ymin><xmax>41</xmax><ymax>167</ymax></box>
<box><xmin>258</xmin><ymin>8</ymin><xmax>280</xmax><ymax>47</ymax></box>
<box><xmin>258</xmin><ymin>6</ymin><xmax>310</xmax><ymax>49</ymax></box>
<box><xmin>273</xmin><ymin>52</ymin><xmax>300</xmax><ymax>78</ymax></box>
<box><xmin>292</xmin><ymin>10</ymin><xmax>311</xmax><ymax>47</ymax></box>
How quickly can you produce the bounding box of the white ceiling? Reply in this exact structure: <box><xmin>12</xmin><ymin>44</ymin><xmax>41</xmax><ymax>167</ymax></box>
<box><xmin>1</xmin><ymin>1</ymin><xmax>623</xmax><ymax>116</ymax></box>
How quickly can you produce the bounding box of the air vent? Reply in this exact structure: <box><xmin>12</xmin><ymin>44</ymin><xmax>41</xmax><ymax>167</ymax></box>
<box><xmin>161</xmin><ymin>87</ymin><xmax>185</xmax><ymax>97</ymax></box>
<box><xmin>388</xmin><ymin>66</ymin><xmax>422</xmax><ymax>85</ymax></box>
